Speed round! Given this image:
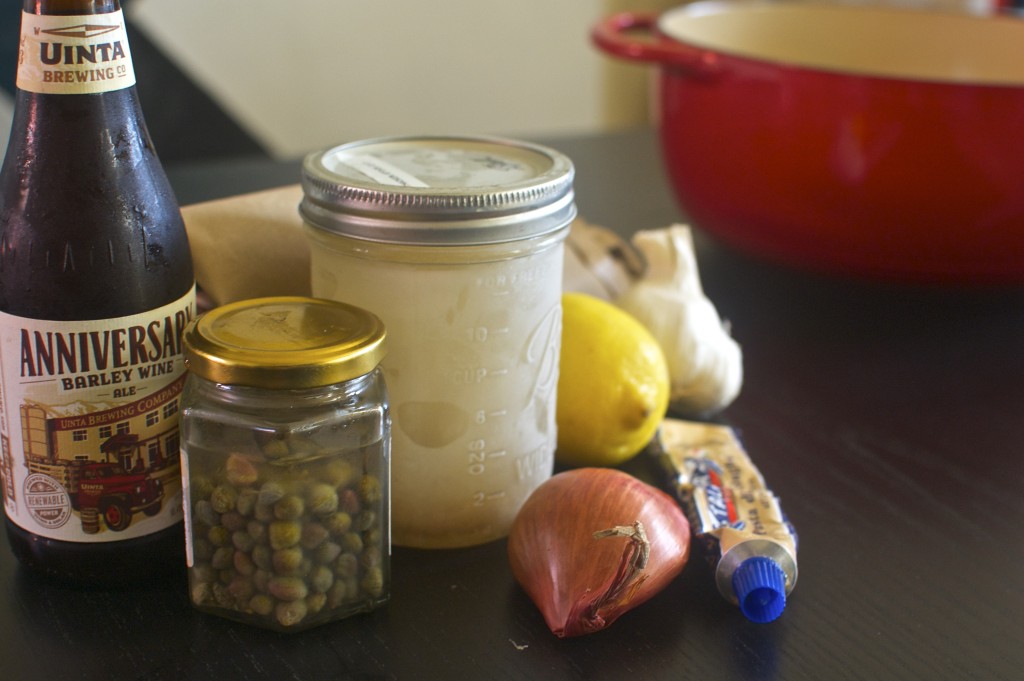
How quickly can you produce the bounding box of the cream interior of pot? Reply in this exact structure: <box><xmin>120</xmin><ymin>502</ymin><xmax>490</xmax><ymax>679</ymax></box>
<box><xmin>659</xmin><ymin>1</ymin><xmax>1024</xmax><ymax>85</ymax></box>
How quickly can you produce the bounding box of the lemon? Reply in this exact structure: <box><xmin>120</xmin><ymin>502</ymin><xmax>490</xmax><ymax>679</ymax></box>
<box><xmin>556</xmin><ymin>292</ymin><xmax>670</xmax><ymax>467</ymax></box>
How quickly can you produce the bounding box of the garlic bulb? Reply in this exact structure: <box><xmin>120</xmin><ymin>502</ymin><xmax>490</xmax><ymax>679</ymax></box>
<box><xmin>614</xmin><ymin>225</ymin><xmax>742</xmax><ymax>417</ymax></box>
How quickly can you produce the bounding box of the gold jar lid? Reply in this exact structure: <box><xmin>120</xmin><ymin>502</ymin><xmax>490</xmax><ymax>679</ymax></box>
<box><xmin>183</xmin><ymin>297</ymin><xmax>386</xmax><ymax>389</ymax></box>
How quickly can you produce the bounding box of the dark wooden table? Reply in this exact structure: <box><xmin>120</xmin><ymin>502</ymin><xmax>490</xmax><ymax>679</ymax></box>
<box><xmin>2</xmin><ymin>128</ymin><xmax>1022</xmax><ymax>680</ymax></box>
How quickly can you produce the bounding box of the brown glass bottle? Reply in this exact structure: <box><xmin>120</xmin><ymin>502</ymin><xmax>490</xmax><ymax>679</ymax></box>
<box><xmin>0</xmin><ymin>0</ymin><xmax>195</xmax><ymax>584</ymax></box>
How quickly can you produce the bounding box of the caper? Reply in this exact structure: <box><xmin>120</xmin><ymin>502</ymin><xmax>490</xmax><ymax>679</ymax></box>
<box><xmin>211</xmin><ymin>546</ymin><xmax>234</xmax><ymax>571</ymax></box>
<box><xmin>252</xmin><ymin>569</ymin><xmax>271</xmax><ymax>594</ymax></box>
<box><xmin>341</xmin><ymin>531</ymin><xmax>363</xmax><ymax>554</ymax></box>
<box><xmin>361</xmin><ymin>567</ymin><xmax>384</xmax><ymax>598</ymax></box>
<box><xmin>356</xmin><ymin>510</ymin><xmax>376</xmax><ymax>532</ymax></box>
<box><xmin>225</xmin><ymin>453</ymin><xmax>259</xmax><ymax>487</ymax></box>
<box><xmin>207</xmin><ymin>525</ymin><xmax>230</xmax><ymax>547</ymax></box>
<box><xmin>221</xmin><ymin>511</ymin><xmax>246</xmax><ymax>533</ymax></box>
<box><xmin>306</xmin><ymin>483</ymin><xmax>339</xmax><ymax>516</ymax></box>
<box><xmin>313</xmin><ymin>541</ymin><xmax>342</xmax><ymax>565</ymax></box>
<box><xmin>323</xmin><ymin>512</ymin><xmax>352</xmax><ymax>536</ymax></box>
<box><xmin>275</xmin><ymin>600</ymin><xmax>308</xmax><ymax>628</ymax></box>
<box><xmin>253</xmin><ymin>502</ymin><xmax>274</xmax><ymax>523</ymax></box>
<box><xmin>308</xmin><ymin>565</ymin><xmax>334</xmax><ymax>594</ymax></box>
<box><xmin>325</xmin><ymin>580</ymin><xmax>347</xmax><ymax>609</ymax></box>
<box><xmin>300</xmin><ymin>522</ymin><xmax>329</xmax><ymax>550</ymax></box>
<box><xmin>306</xmin><ymin>592</ymin><xmax>327</xmax><ymax>616</ymax></box>
<box><xmin>260</xmin><ymin>437</ymin><xmax>290</xmax><ymax>459</ymax></box>
<box><xmin>236</xmin><ymin>488</ymin><xmax>259</xmax><ymax>516</ymax></box>
<box><xmin>247</xmin><ymin>519</ymin><xmax>267</xmax><ymax>545</ymax></box>
<box><xmin>189</xmin><ymin>475</ymin><xmax>216</xmax><ymax>502</ymax></box>
<box><xmin>364</xmin><ymin>527</ymin><xmax>383</xmax><ymax>549</ymax></box>
<box><xmin>272</xmin><ymin>547</ymin><xmax>305</xmax><ymax>576</ymax></box>
<box><xmin>322</xmin><ymin>459</ymin><xmax>357</xmax><ymax>488</ymax></box>
<box><xmin>269</xmin><ymin>521</ymin><xmax>302</xmax><ymax>549</ymax></box>
<box><xmin>192</xmin><ymin>537</ymin><xmax>213</xmax><ymax>563</ymax></box>
<box><xmin>258</xmin><ymin>480</ymin><xmax>286</xmax><ymax>507</ymax></box>
<box><xmin>334</xmin><ymin>552</ymin><xmax>358</xmax><ymax>579</ymax></box>
<box><xmin>274</xmin><ymin>494</ymin><xmax>305</xmax><ymax>520</ymax></box>
<box><xmin>249</xmin><ymin>594</ymin><xmax>274</xmax><ymax>616</ymax></box>
<box><xmin>191</xmin><ymin>581</ymin><xmax>212</xmax><ymax>605</ymax></box>
<box><xmin>212</xmin><ymin>582</ymin><xmax>235</xmax><ymax>607</ymax></box>
<box><xmin>210</xmin><ymin>484</ymin><xmax>239</xmax><ymax>514</ymax></box>
<box><xmin>193</xmin><ymin>499</ymin><xmax>219</xmax><ymax>528</ymax></box>
<box><xmin>233</xmin><ymin>549</ymin><xmax>255</xmax><ymax>576</ymax></box>
<box><xmin>342</xmin><ymin>577</ymin><xmax>359</xmax><ymax>601</ymax></box>
<box><xmin>359</xmin><ymin>475</ymin><xmax>383</xmax><ymax>505</ymax></box>
<box><xmin>227</xmin><ymin>575</ymin><xmax>255</xmax><ymax>603</ymax></box>
<box><xmin>251</xmin><ymin>544</ymin><xmax>273</xmax><ymax>571</ymax></box>
<box><xmin>191</xmin><ymin>564</ymin><xmax>216</xmax><ymax>584</ymax></box>
<box><xmin>361</xmin><ymin>545</ymin><xmax>382</xmax><ymax>569</ymax></box>
<box><xmin>268</xmin><ymin>576</ymin><xmax>308</xmax><ymax>602</ymax></box>
<box><xmin>339</xmin><ymin>489</ymin><xmax>361</xmax><ymax>514</ymax></box>
<box><xmin>231</xmin><ymin>530</ymin><xmax>254</xmax><ymax>553</ymax></box>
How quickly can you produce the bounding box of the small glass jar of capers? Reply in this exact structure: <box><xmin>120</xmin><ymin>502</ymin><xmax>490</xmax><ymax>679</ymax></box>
<box><xmin>179</xmin><ymin>296</ymin><xmax>390</xmax><ymax>632</ymax></box>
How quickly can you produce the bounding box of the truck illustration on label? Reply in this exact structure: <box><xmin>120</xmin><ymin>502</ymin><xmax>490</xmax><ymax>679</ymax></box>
<box><xmin>12</xmin><ymin>374</ymin><xmax>184</xmax><ymax>536</ymax></box>
<box><xmin>72</xmin><ymin>433</ymin><xmax>164</xmax><ymax>532</ymax></box>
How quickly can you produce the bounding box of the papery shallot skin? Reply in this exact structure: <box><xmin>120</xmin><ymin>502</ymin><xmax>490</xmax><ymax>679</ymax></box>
<box><xmin>507</xmin><ymin>467</ymin><xmax>691</xmax><ymax>637</ymax></box>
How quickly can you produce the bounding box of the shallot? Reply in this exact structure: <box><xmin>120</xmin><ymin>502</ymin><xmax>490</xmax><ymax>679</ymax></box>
<box><xmin>508</xmin><ymin>468</ymin><xmax>690</xmax><ymax>637</ymax></box>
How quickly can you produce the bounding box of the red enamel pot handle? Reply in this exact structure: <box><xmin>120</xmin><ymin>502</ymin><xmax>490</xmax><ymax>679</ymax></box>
<box><xmin>591</xmin><ymin>12</ymin><xmax>719</xmax><ymax>78</ymax></box>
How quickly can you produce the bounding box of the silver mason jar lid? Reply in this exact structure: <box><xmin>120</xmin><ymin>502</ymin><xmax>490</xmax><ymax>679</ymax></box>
<box><xmin>300</xmin><ymin>135</ymin><xmax>576</xmax><ymax>245</ymax></box>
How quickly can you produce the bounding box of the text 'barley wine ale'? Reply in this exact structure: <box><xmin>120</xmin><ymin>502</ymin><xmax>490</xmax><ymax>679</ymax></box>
<box><xmin>0</xmin><ymin>0</ymin><xmax>196</xmax><ymax>583</ymax></box>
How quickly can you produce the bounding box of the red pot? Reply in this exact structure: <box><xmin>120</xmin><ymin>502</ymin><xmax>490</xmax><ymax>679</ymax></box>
<box><xmin>593</xmin><ymin>2</ymin><xmax>1024</xmax><ymax>283</ymax></box>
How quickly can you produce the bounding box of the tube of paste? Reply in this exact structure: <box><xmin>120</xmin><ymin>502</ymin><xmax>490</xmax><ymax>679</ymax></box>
<box><xmin>650</xmin><ymin>418</ymin><xmax>798</xmax><ymax>623</ymax></box>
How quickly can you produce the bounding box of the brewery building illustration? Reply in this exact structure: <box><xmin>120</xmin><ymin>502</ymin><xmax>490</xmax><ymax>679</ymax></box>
<box><xmin>1</xmin><ymin>375</ymin><xmax>184</xmax><ymax>533</ymax></box>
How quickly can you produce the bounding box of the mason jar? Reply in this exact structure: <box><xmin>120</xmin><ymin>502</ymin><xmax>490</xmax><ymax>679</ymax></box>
<box><xmin>179</xmin><ymin>296</ymin><xmax>390</xmax><ymax>632</ymax></box>
<box><xmin>301</xmin><ymin>136</ymin><xmax>576</xmax><ymax>549</ymax></box>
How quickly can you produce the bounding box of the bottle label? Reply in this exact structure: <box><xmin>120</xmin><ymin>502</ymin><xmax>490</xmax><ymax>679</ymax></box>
<box><xmin>0</xmin><ymin>288</ymin><xmax>196</xmax><ymax>542</ymax></box>
<box><xmin>16</xmin><ymin>10</ymin><xmax>136</xmax><ymax>95</ymax></box>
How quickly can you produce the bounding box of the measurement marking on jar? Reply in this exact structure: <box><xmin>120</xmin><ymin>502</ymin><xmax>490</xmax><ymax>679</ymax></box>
<box><xmin>451</xmin><ymin>367</ymin><xmax>511</xmax><ymax>384</ymax></box>
<box><xmin>465</xmin><ymin>326</ymin><xmax>510</xmax><ymax>342</ymax></box>
<box><xmin>472</xmin><ymin>491</ymin><xmax>507</xmax><ymax>506</ymax></box>
<box><xmin>467</xmin><ymin>439</ymin><xmax>507</xmax><ymax>475</ymax></box>
<box><xmin>477</xmin><ymin>267</ymin><xmax>546</xmax><ymax>292</ymax></box>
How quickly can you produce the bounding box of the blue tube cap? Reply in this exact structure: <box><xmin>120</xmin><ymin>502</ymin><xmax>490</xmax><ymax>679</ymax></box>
<box><xmin>732</xmin><ymin>556</ymin><xmax>787</xmax><ymax>623</ymax></box>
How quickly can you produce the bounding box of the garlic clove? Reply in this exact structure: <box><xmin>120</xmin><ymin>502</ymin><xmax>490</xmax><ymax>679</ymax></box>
<box><xmin>615</xmin><ymin>225</ymin><xmax>743</xmax><ymax>417</ymax></box>
<box><xmin>562</xmin><ymin>219</ymin><xmax>644</xmax><ymax>300</ymax></box>
<box><xmin>635</xmin><ymin>222</ymin><xmax>703</xmax><ymax>297</ymax></box>
<box><xmin>666</xmin><ymin>297</ymin><xmax>743</xmax><ymax>415</ymax></box>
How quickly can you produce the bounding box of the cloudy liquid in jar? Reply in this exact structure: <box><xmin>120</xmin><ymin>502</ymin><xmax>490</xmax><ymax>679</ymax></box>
<box><xmin>301</xmin><ymin>136</ymin><xmax>575</xmax><ymax>548</ymax></box>
<box><xmin>309</xmin><ymin>236</ymin><xmax>562</xmax><ymax>548</ymax></box>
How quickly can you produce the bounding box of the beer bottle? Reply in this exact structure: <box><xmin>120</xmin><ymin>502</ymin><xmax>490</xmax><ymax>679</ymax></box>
<box><xmin>0</xmin><ymin>0</ymin><xmax>196</xmax><ymax>583</ymax></box>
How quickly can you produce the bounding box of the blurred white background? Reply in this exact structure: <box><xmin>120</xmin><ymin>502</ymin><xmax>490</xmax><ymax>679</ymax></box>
<box><xmin>0</xmin><ymin>1</ymin><xmax>1004</xmax><ymax>162</ymax></box>
<box><xmin>125</xmin><ymin>0</ymin><xmax>674</xmax><ymax>159</ymax></box>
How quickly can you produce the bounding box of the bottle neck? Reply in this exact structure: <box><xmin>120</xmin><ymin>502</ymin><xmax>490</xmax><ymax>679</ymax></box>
<box><xmin>16</xmin><ymin>3</ymin><xmax>136</xmax><ymax>96</ymax></box>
